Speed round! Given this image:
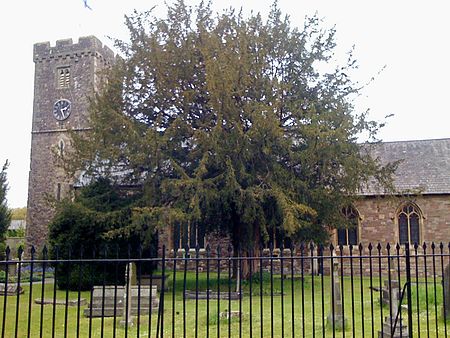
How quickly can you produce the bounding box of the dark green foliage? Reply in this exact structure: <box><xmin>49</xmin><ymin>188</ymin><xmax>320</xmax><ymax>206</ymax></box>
<box><xmin>0</xmin><ymin>161</ymin><xmax>11</xmax><ymax>259</ymax></box>
<box><xmin>6</xmin><ymin>228</ymin><xmax>25</xmax><ymax>238</ymax></box>
<box><xmin>69</xmin><ymin>1</ymin><xmax>395</xmax><ymax>254</ymax></box>
<box><xmin>48</xmin><ymin>178</ymin><xmax>156</xmax><ymax>290</ymax></box>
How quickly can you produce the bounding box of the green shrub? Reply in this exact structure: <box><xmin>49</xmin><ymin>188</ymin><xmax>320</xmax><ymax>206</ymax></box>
<box><xmin>247</xmin><ymin>271</ymin><xmax>272</xmax><ymax>284</ymax></box>
<box><xmin>55</xmin><ymin>263</ymin><xmax>126</xmax><ymax>291</ymax></box>
<box><xmin>48</xmin><ymin>178</ymin><xmax>156</xmax><ymax>290</ymax></box>
<box><xmin>6</xmin><ymin>228</ymin><xmax>25</xmax><ymax>238</ymax></box>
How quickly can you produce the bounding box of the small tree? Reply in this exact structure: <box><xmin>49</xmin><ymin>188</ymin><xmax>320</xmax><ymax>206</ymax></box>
<box><xmin>48</xmin><ymin>178</ymin><xmax>155</xmax><ymax>290</ymax></box>
<box><xmin>0</xmin><ymin>161</ymin><xmax>11</xmax><ymax>258</ymax></box>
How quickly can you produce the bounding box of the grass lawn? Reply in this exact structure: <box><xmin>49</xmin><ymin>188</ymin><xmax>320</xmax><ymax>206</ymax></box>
<box><xmin>0</xmin><ymin>271</ymin><xmax>448</xmax><ymax>337</ymax></box>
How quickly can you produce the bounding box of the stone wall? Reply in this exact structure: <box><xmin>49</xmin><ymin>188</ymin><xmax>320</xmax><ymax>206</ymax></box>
<box><xmin>160</xmin><ymin>205</ymin><xmax>450</xmax><ymax>277</ymax></box>
<box><xmin>26</xmin><ymin>36</ymin><xmax>115</xmax><ymax>252</ymax></box>
<box><xmin>352</xmin><ymin>195</ymin><xmax>450</xmax><ymax>245</ymax></box>
<box><xmin>161</xmin><ymin>243</ymin><xmax>446</xmax><ymax>279</ymax></box>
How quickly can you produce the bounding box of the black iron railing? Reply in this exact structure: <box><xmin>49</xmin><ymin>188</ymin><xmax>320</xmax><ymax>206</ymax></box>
<box><xmin>1</xmin><ymin>242</ymin><xmax>450</xmax><ymax>337</ymax></box>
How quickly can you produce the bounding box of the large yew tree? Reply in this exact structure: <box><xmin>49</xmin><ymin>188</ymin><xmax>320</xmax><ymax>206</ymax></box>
<box><xmin>70</xmin><ymin>1</ymin><xmax>395</xmax><ymax>253</ymax></box>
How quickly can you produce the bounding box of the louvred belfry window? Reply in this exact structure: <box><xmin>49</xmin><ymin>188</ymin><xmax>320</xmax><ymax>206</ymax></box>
<box><xmin>58</xmin><ymin>67</ymin><xmax>70</xmax><ymax>88</ymax></box>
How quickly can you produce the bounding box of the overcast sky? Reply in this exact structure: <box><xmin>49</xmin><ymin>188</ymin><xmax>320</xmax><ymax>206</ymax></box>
<box><xmin>0</xmin><ymin>0</ymin><xmax>449</xmax><ymax>208</ymax></box>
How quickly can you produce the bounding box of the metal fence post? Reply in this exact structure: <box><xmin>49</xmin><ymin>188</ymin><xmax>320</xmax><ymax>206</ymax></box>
<box><xmin>405</xmin><ymin>243</ymin><xmax>413</xmax><ymax>337</ymax></box>
<box><xmin>160</xmin><ymin>245</ymin><xmax>166</xmax><ymax>338</ymax></box>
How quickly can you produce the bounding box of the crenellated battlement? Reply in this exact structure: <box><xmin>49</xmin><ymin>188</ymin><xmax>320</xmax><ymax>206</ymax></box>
<box><xmin>33</xmin><ymin>36</ymin><xmax>115</xmax><ymax>63</ymax></box>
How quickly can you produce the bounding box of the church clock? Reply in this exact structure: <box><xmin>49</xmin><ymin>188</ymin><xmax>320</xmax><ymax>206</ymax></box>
<box><xmin>53</xmin><ymin>99</ymin><xmax>71</xmax><ymax>121</ymax></box>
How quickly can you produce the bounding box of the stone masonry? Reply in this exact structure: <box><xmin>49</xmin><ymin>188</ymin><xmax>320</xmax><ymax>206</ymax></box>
<box><xmin>26</xmin><ymin>36</ymin><xmax>115</xmax><ymax>252</ymax></box>
<box><xmin>354</xmin><ymin>195</ymin><xmax>450</xmax><ymax>245</ymax></box>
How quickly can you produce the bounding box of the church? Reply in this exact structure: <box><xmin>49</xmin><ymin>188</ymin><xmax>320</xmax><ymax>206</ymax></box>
<box><xmin>26</xmin><ymin>36</ymin><xmax>450</xmax><ymax>252</ymax></box>
<box><xmin>339</xmin><ymin>138</ymin><xmax>450</xmax><ymax>248</ymax></box>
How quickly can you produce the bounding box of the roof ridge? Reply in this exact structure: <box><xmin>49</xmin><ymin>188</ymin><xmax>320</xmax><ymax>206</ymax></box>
<box><xmin>377</xmin><ymin>137</ymin><xmax>450</xmax><ymax>145</ymax></box>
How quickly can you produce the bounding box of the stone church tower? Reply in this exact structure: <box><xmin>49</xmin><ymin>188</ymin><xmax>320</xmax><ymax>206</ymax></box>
<box><xmin>26</xmin><ymin>36</ymin><xmax>115</xmax><ymax>251</ymax></box>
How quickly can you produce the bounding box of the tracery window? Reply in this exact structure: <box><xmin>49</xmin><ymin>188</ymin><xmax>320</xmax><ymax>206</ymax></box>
<box><xmin>398</xmin><ymin>203</ymin><xmax>421</xmax><ymax>245</ymax></box>
<box><xmin>337</xmin><ymin>205</ymin><xmax>359</xmax><ymax>246</ymax></box>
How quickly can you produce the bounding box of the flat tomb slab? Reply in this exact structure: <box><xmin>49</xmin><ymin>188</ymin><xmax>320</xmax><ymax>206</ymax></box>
<box><xmin>0</xmin><ymin>284</ymin><xmax>24</xmax><ymax>296</ymax></box>
<box><xmin>184</xmin><ymin>290</ymin><xmax>243</xmax><ymax>300</ymax></box>
<box><xmin>35</xmin><ymin>298</ymin><xmax>87</xmax><ymax>306</ymax></box>
<box><xmin>84</xmin><ymin>285</ymin><xmax>159</xmax><ymax>318</ymax></box>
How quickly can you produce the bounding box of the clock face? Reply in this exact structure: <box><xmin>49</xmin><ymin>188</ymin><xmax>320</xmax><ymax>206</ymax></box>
<box><xmin>53</xmin><ymin>99</ymin><xmax>71</xmax><ymax>121</ymax></box>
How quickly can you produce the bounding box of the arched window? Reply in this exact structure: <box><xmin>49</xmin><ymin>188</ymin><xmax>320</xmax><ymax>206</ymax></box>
<box><xmin>398</xmin><ymin>203</ymin><xmax>421</xmax><ymax>245</ymax></box>
<box><xmin>59</xmin><ymin>139</ymin><xmax>65</xmax><ymax>157</ymax></box>
<box><xmin>338</xmin><ymin>206</ymin><xmax>359</xmax><ymax>246</ymax></box>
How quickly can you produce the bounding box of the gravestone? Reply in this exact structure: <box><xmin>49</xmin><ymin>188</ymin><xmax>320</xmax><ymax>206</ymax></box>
<box><xmin>327</xmin><ymin>259</ymin><xmax>347</xmax><ymax>330</ymax></box>
<box><xmin>121</xmin><ymin>262</ymin><xmax>135</xmax><ymax>326</ymax></box>
<box><xmin>443</xmin><ymin>264</ymin><xmax>450</xmax><ymax>319</ymax></box>
<box><xmin>381</xmin><ymin>258</ymin><xmax>403</xmax><ymax>306</ymax></box>
<box><xmin>83</xmin><ymin>285</ymin><xmax>158</xmax><ymax>317</ymax></box>
<box><xmin>35</xmin><ymin>298</ymin><xmax>86</xmax><ymax>306</ymax></box>
<box><xmin>378</xmin><ymin>258</ymin><xmax>407</xmax><ymax>338</ymax></box>
<box><xmin>84</xmin><ymin>263</ymin><xmax>158</xmax><ymax>319</ymax></box>
<box><xmin>0</xmin><ymin>284</ymin><xmax>23</xmax><ymax>296</ymax></box>
<box><xmin>184</xmin><ymin>290</ymin><xmax>242</xmax><ymax>300</ymax></box>
<box><xmin>378</xmin><ymin>287</ymin><xmax>408</xmax><ymax>337</ymax></box>
<box><xmin>220</xmin><ymin>310</ymin><xmax>242</xmax><ymax>319</ymax></box>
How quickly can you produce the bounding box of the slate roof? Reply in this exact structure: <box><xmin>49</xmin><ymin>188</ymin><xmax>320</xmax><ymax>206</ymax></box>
<box><xmin>360</xmin><ymin>138</ymin><xmax>450</xmax><ymax>196</ymax></box>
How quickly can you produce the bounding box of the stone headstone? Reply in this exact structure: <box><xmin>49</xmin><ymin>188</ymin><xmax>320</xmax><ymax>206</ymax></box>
<box><xmin>378</xmin><ymin>258</ymin><xmax>408</xmax><ymax>338</ymax></box>
<box><xmin>381</xmin><ymin>258</ymin><xmax>402</xmax><ymax>305</ymax></box>
<box><xmin>121</xmin><ymin>262</ymin><xmax>135</xmax><ymax>327</ymax></box>
<box><xmin>128</xmin><ymin>262</ymin><xmax>137</xmax><ymax>286</ymax></box>
<box><xmin>327</xmin><ymin>259</ymin><xmax>347</xmax><ymax>330</ymax></box>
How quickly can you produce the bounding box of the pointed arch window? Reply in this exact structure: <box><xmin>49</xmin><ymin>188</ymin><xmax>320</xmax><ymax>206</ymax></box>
<box><xmin>59</xmin><ymin>139</ymin><xmax>65</xmax><ymax>157</ymax></box>
<box><xmin>398</xmin><ymin>203</ymin><xmax>421</xmax><ymax>245</ymax></box>
<box><xmin>338</xmin><ymin>206</ymin><xmax>359</xmax><ymax>246</ymax></box>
